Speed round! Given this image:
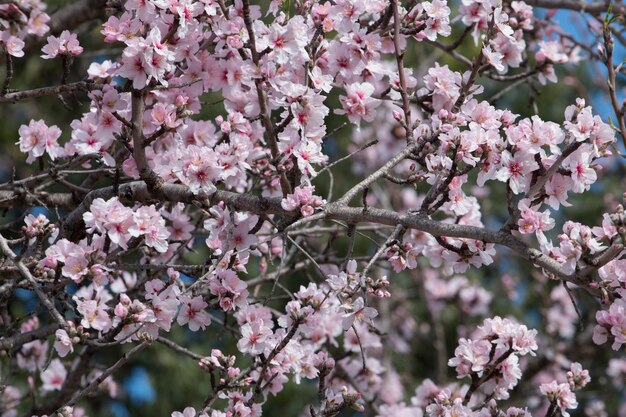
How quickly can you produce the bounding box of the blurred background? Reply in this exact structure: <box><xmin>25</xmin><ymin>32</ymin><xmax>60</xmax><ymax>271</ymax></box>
<box><xmin>2</xmin><ymin>1</ymin><xmax>626</xmax><ymax>416</ymax></box>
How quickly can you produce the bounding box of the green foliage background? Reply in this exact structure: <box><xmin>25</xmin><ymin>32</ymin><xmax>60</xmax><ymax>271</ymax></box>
<box><xmin>1</xmin><ymin>1</ymin><xmax>624</xmax><ymax>416</ymax></box>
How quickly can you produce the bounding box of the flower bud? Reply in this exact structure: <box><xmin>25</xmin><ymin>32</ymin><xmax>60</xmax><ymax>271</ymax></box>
<box><xmin>114</xmin><ymin>303</ymin><xmax>128</xmax><ymax>318</ymax></box>
<box><xmin>227</xmin><ymin>367</ymin><xmax>240</xmax><ymax>378</ymax></box>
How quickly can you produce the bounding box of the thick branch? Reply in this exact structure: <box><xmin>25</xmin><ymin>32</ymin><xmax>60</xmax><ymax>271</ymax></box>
<box><xmin>3</xmin><ymin>174</ymin><xmax>616</xmax><ymax>291</ymax></box>
<box><xmin>1</xmin><ymin>0</ymin><xmax>110</xmax><ymax>64</ymax></box>
<box><xmin>603</xmin><ymin>26</ymin><xmax>626</xmax><ymax>149</ymax></box>
<box><xmin>515</xmin><ymin>0</ymin><xmax>623</xmax><ymax>15</ymax></box>
<box><xmin>131</xmin><ymin>89</ymin><xmax>163</xmax><ymax>192</ymax></box>
<box><xmin>0</xmin><ymin>323</ymin><xmax>58</xmax><ymax>351</ymax></box>
<box><xmin>0</xmin><ymin>81</ymin><xmax>97</xmax><ymax>104</ymax></box>
<box><xmin>391</xmin><ymin>0</ymin><xmax>412</xmax><ymax>140</ymax></box>
<box><xmin>57</xmin><ymin>182</ymin><xmax>288</xmax><ymax>241</ymax></box>
<box><xmin>324</xmin><ymin>204</ymin><xmax>599</xmax><ymax>288</ymax></box>
<box><xmin>58</xmin><ymin>341</ymin><xmax>150</xmax><ymax>412</ymax></box>
<box><xmin>48</xmin><ymin>0</ymin><xmax>109</xmax><ymax>35</ymax></box>
<box><xmin>0</xmin><ymin>233</ymin><xmax>68</xmax><ymax>328</ymax></box>
<box><xmin>240</xmin><ymin>0</ymin><xmax>291</xmax><ymax>196</ymax></box>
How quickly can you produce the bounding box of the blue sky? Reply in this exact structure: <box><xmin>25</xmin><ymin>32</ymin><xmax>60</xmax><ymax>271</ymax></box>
<box><xmin>551</xmin><ymin>8</ymin><xmax>626</xmax><ymax>129</ymax></box>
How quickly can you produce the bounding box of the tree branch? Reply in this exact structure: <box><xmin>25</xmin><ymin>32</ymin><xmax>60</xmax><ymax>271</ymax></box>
<box><xmin>0</xmin><ymin>80</ymin><xmax>98</xmax><ymax>104</ymax></box>
<box><xmin>513</xmin><ymin>0</ymin><xmax>622</xmax><ymax>15</ymax></box>
<box><xmin>0</xmin><ymin>232</ymin><xmax>68</xmax><ymax>329</ymax></box>
<box><xmin>58</xmin><ymin>341</ymin><xmax>150</xmax><ymax>413</ymax></box>
<box><xmin>0</xmin><ymin>0</ymin><xmax>110</xmax><ymax>65</ymax></box>
<box><xmin>391</xmin><ymin>0</ymin><xmax>413</xmax><ymax>141</ymax></box>
<box><xmin>324</xmin><ymin>204</ymin><xmax>600</xmax><ymax>289</ymax></box>
<box><xmin>57</xmin><ymin>182</ymin><xmax>289</xmax><ymax>241</ymax></box>
<box><xmin>0</xmin><ymin>323</ymin><xmax>58</xmax><ymax>352</ymax></box>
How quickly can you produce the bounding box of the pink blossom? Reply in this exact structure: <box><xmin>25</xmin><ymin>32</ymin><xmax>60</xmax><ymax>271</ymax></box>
<box><xmin>336</xmin><ymin>82</ymin><xmax>379</xmax><ymax>125</ymax></box>
<box><xmin>1</xmin><ymin>33</ymin><xmax>25</xmax><ymax>57</ymax></box>
<box><xmin>448</xmin><ymin>338</ymin><xmax>491</xmax><ymax>377</ymax></box>
<box><xmin>237</xmin><ymin>320</ymin><xmax>272</xmax><ymax>355</ymax></box>
<box><xmin>210</xmin><ymin>269</ymin><xmax>249</xmax><ymax>312</ymax></box>
<box><xmin>567</xmin><ymin>362</ymin><xmax>591</xmax><ymax>390</ymax></box>
<box><xmin>128</xmin><ymin>205</ymin><xmax>171</xmax><ymax>253</ymax></box>
<box><xmin>425</xmin><ymin>391</ymin><xmax>473</xmax><ymax>417</ymax></box>
<box><xmin>483</xmin><ymin>45</ymin><xmax>505</xmax><ymax>72</ymax></box>
<box><xmin>540</xmin><ymin>381</ymin><xmax>578</xmax><ymax>417</ymax></box>
<box><xmin>17</xmin><ymin>340</ymin><xmax>48</xmax><ymax>372</ymax></box>
<box><xmin>76</xmin><ymin>299</ymin><xmax>111</xmax><ymax>331</ymax></box>
<box><xmin>177</xmin><ymin>296</ymin><xmax>211</xmax><ymax>331</ymax></box>
<box><xmin>83</xmin><ymin>198</ymin><xmax>135</xmax><ymax>250</ymax></box>
<box><xmin>23</xmin><ymin>213</ymin><xmax>51</xmax><ymax>240</ymax></box>
<box><xmin>281</xmin><ymin>185</ymin><xmax>326</xmax><ymax>217</ymax></box>
<box><xmin>495</xmin><ymin>150</ymin><xmax>538</xmax><ymax>194</ymax></box>
<box><xmin>563</xmin><ymin>147</ymin><xmax>597</xmax><ymax>193</ymax></box>
<box><xmin>516</xmin><ymin>199</ymin><xmax>554</xmax><ymax>234</ymax></box>
<box><xmin>41</xmin><ymin>30</ymin><xmax>83</xmax><ymax>59</ymax></box>
<box><xmin>40</xmin><ymin>359</ymin><xmax>67</xmax><ymax>391</ymax></box>
<box><xmin>536</xmin><ymin>40</ymin><xmax>569</xmax><ymax>64</ymax></box>
<box><xmin>594</xmin><ymin>298</ymin><xmax>626</xmax><ymax>350</ymax></box>
<box><xmin>341</xmin><ymin>297</ymin><xmax>378</xmax><ymax>330</ymax></box>
<box><xmin>151</xmin><ymin>295</ymin><xmax>179</xmax><ymax>332</ymax></box>
<box><xmin>422</xmin><ymin>63</ymin><xmax>462</xmax><ymax>111</ymax></box>
<box><xmin>171</xmin><ymin>407</ymin><xmax>208</xmax><ymax>417</ymax></box>
<box><xmin>17</xmin><ymin>120</ymin><xmax>64</xmax><ymax>163</ymax></box>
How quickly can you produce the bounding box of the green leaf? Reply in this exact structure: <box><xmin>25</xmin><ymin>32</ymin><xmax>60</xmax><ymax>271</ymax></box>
<box><xmin>608</xmin><ymin>116</ymin><xmax>618</xmax><ymax>131</ymax></box>
<box><xmin>280</xmin><ymin>0</ymin><xmax>291</xmax><ymax>18</ymax></box>
<box><xmin>604</xmin><ymin>3</ymin><xmax>616</xmax><ymax>28</ymax></box>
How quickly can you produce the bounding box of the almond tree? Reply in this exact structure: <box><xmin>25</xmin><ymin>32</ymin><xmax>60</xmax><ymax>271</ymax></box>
<box><xmin>0</xmin><ymin>1</ymin><xmax>625</xmax><ymax>416</ymax></box>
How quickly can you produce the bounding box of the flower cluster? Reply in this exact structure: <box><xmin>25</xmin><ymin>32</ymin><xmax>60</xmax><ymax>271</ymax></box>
<box><xmin>594</xmin><ymin>298</ymin><xmax>626</xmax><ymax>350</ymax></box>
<box><xmin>203</xmin><ymin>203</ymin><xmax>258</xmax><ymax>255</ymax></box>
<box><xmin>448</xmin><ymin>317</ymin><xmax>538</xmax><ymax>400</ymax></box>
<box><xmin>280</xmin><ymin>185</ymin><xmax>326</xmax><ymax>217</ymax></box>
<box><xmin>336</xmin><ymin>82</ymin><xmax>380</xmax><ymax>125</ymax></box>
<box><xmin>422</xmin><ymin>270</ymin><xmax>492</xmax><ymax>316</ymax></box>
<box><xmin>0</xmin><ymin>0</ymin><xmax>50</xmax><ymax>58</ymax></box>
<box><xmin>83</xmin><ymin>197</ymin><xmax>171</xmax><ymax>253</ymax></box>
<box><xmin>4</xmin><ymin>0</ymin><xmax>626</xmax><ymax>416</ymax></box>
<box><xmin>540</xmin><ymin>362</ymin><xmax>590</xmax><ymax>417</ymax></box>
<box><xmin>23</xmin><ymin>213</ymin><xmax>56</xmax><ymax>243</ymax></box>
<box><xmin>540</xmin><ymin>221</ymin><xmax>607</xmax><ymax>276</ymax></box>
<box><xmin>17</xmin><ymin>120</ymin><xmax>64</xmax><ymax>164</ymax></box>
<box><xmin>406</xmin><ymin>0</ymin><xmax>452</xmax><ymax>42</ymax></box>
<box><xmin>41</xmin><ymin>30</ymin><xmax>83</xmax><ymax>59</ymax></box>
